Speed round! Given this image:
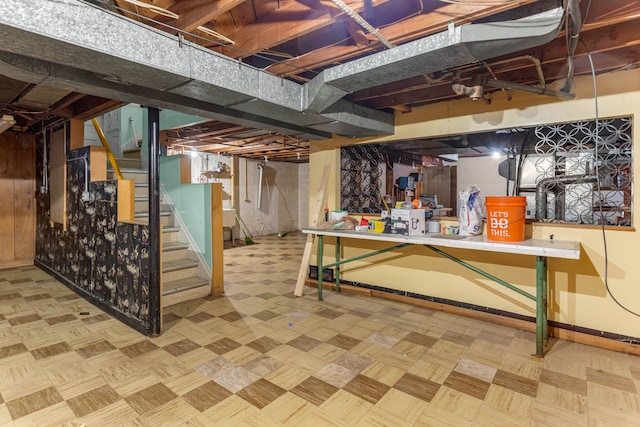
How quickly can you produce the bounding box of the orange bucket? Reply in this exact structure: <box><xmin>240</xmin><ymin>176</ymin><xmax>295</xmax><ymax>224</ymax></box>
<box><xmin>485</xmin><ymin>196</ymin><xmax>527</xmax><ymax>242</ymax></box>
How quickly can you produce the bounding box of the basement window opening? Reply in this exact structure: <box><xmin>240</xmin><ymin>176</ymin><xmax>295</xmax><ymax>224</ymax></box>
<box><xmin>340</xmin><ymin>116</ymin><xmax>633</xmax><ymax>227</ymax></box>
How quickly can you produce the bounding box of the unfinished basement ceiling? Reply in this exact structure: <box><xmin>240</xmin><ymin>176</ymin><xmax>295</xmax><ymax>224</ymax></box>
<box><xmin>0</xmin><ymin>0</ymin><xmax>639</xmax><ymax>162</ymax></box>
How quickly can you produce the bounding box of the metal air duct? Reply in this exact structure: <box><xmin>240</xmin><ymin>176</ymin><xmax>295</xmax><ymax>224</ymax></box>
<box><xmin>535</xmin><ymin>174</ymin><xmax>597</xmax><ymax>220</ymax></box>
<box><xmin>0</xmin><ymin>0</ymin><xmax>567</xmax><ymax>138</ymax></box>
<box><xmin>304</xmin><ymin>6</ymin><xmax>566</xmax><ymax>113</ymax></box>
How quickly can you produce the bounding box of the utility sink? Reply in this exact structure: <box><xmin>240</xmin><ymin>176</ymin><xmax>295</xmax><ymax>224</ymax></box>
<box><xmin>222</xmin><ymin>208</ymin><xmax>236</xmax><ymax>228</ymax></box>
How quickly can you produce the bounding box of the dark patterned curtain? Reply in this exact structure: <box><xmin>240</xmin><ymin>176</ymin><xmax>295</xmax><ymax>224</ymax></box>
<box><xmin>340</xmin><ymin>145</ymin><xmax>386</xmax><ymax>214</ymax></box>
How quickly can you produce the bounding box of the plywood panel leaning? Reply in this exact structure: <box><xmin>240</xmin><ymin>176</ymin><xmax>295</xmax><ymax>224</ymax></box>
<box><xmin>0</xmin><ymin>134</ymin><xmax>16</xmax><ymax>263</ymax></box>
<box><xmin>0</xmin><ymin>132</ymin><xmax>36</xmax><ymax>267</ymax></box>
<box><xmin>12</xmin><ymin>134</ymin><xmax>36</xmax><ymax>263</ymax></box>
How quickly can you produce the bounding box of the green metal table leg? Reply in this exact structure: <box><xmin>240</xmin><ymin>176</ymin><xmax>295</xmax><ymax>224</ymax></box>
<box><xmin>335</xmin><ymin>237</ymin><xmax>341</xmax><ymax>292</ymax></box>
<box><xmin>536</xmin><ymin>255</ymin><xmax>548</xmax><ymax>357</ymax></box>
<box><xmin>317</xmin><ymin>235</ymin><xmax>324</xmax><ymax>301</ymax></box>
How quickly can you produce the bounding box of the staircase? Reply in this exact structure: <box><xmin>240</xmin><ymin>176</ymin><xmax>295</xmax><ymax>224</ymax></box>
<box><xmin>112</xmin><ymin>148</ymin><xmax>211</xmax><ymax>309</ymax></box>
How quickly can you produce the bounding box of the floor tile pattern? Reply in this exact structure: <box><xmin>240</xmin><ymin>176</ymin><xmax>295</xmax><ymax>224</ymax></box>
<box><xmin>0</xmin><ymin>232</ymin><xmax>639</xmax><ymax>425</ymax></box>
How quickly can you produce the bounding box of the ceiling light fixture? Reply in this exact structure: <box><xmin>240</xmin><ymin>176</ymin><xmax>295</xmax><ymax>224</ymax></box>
<box><xmin>122</xmin><ymin>0</ymin><xmax>179</xmax><ymax>19</ymax></box>
<box><xmin>196</xmin><ymin>26</ymin><xmax>235</xmax><ymax>45</ymax></box>
<box><xmin>0</xmin><ymin>115</ymin><xmax>16</xmax><ymax>135</ymax></box>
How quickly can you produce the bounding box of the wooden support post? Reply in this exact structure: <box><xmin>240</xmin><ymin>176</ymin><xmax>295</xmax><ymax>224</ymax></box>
<box><xmin>211</xmin><ymin>183</ymin><xmax>224</xmax><ymax>295</ymax></box>
<box><xmin>180</xmin><ymin>155</ymin><xmax>192</xmax><ymax>184</ymax></box>
<box><xmin>91</xmin><ymin>118</ymin><xmax>124</xmax><ymax>180</ymax></box>
<box><xmin>69</xmin><ymin>119</ymin><xmax>84</xmax><ymax>150</ymax></box>
<box><xmin>117</xmin><ymin>180</ymin><xmax>135</xmax><ymax>223</ymax></box>
<box><xmin>89</xmin><ymin>146</ymin><xmax>107</xmax><ymax>182</ymax></box>
<box><xmin>294</xmin><ymin>165</ymin><xmax>330</xmax><ymax>296</ymax></box>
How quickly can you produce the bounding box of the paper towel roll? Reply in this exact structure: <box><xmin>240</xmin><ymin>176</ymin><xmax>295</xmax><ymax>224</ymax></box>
<box><xmin>427</xmin><ymin>220</ymin><xmax>440</xmax><ymax>233</ymax></box>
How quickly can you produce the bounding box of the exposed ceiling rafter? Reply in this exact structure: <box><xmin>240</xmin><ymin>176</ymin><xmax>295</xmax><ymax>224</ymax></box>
<box><xmin>0</xmin><ymin>0</ymin><xmax>638</xmax><ymax>162</ymax></box>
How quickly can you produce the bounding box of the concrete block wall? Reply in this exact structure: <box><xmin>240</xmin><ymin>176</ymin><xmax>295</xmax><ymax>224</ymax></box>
<box><xmin>237</xmin><ymin>158</ymin><xmax>302</xmax><ymax>237</ymax></box>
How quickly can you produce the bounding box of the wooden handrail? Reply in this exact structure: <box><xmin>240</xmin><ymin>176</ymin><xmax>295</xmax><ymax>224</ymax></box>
<box><xmin>91</xmin><ymin>118</ymin><xmax>124</xmax><ymax>180</ymax></box>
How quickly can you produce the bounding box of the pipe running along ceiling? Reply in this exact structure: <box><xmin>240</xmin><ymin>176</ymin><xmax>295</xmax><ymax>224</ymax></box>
<box><xmin>0</xmin><ymin>0</ymin><xmax>565</xmax><ymax>139</ymax></box>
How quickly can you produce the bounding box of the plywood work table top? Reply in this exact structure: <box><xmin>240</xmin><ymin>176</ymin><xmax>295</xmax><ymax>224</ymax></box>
<box><xmin>302</xmin><ymin>228</ymin><xmax>580</xmax><ymax>260</ymax></box>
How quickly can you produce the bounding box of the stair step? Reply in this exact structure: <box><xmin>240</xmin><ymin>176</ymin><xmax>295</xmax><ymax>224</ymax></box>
<box><xmin>108</xmin><ymin>168</ymin><xmax>148</xmax><ymax>183</ymax></box>
<box><xmin>162</xmin><ymin>259</ymin><xmax>199</xmax><ymax>272</ymax></box>
<box><xmin>135</xmin><ymin>183</ymin><xmax>148</xmax><ymax>197</ymax></box>
<box><xmin>163</xmin><ymin>241</ymin><xmax>190</xmax><ymax>252</ymax></box>
<box><xmin>162</xmin><ymin>241</ymin><xmax>190</xmax><ymax>262</ymax></box>
<box><xmin>162</xmin><ymin>226</ymin><xmax>180</xmax><ymax>242</ymax></box>
<box><xmin>134</xmin><ymin>196</ymin><xmax>165</xmax><ymax>211</ymax></box>
<box><xmin>162</xmin><ymin>258</ymin><xmax>199</xmax><ymax>283</ymax></box>
<box><xmin>135</xmin><ymin>211</ymin><xmax>172</xmax><ymax>220</ymax></box>
<box><xmin>114</xmin><ymin>157</ymin><xmax>141</xmax><ymax>169</ymax></box>
<box><xmin>134</xmin><ymin>196</ymin><xmax>166</xmax><ymax>202</ymax></box>
<box><xmin>135</xmin><ymin>211</ymin><xmax>173</xmax><ymax>226</ymax></box>
<box><xmin>133</xmin><ymin>213</ymin><xmax>173</xmax><ymax>227</ymax></box>
<box><xmin>123</xmin><ymin>147</ymin><xmax>141</xmax><ymax>159</ymax></box>
<box><xmin>162</xmin><ymin>276</ymin><xmax>209</xmax><ymax>296</ymax></box>
<box><xmin>162</xmin><ymin>281</ymin><xmax>210</xmax><ymax>307</ymax></box>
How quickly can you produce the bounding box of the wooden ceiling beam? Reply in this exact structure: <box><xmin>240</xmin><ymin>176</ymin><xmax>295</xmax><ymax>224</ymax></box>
<box><xmin>175</xmin><ymin>142</ymin><xmax>229</xmax><ymax>151</ymax></box>
<box><xmin>206</xmin><ymin>145</ymin><xmax>303</xmax><ymax>156</ymax></box>
<box><xmin>72</xmin><ymin>98</ymin><xmax>124</xmax><ymax>121</ymax></box>
<box><xmin>196</xmin><ymin>137</ymin><xmax>308</xmax><ymax>155</ymax></box>
<box><xmin>213</xmin><ymin>1</ymin><xmax>334</xmax><ymax>58</ymax></box>
<box><xmin>212</xmin><ymin>0</ymin><xmax>396</xmax><ymax>59</ymax></box>
<box><xmin>166</xmin><ymin>134</ymin><xmax>275</xmax><ymax>150</ymax></box>
<box><xmin>26</xmin><ymin>94</ymin><xmax>123</xmax><ymax>127</ymax></box>
<box><xmin>342</xmin><ymin>18</ymin><xmax>373</xmax><ymax>48</ymax></box>
<box><xmin>168</xmin><ymin>0</ymin><xmax>246</xmax><ymax>33</ymax></box>
<box><xmin>265</xmin><ymin>0</ymin><xmax>540</xmax><ymax>77</ymax></box>
<box><xmin>50</xmin><ymin>92</ymin><xmax>87</xmax><ymax>113</ymax></box>
<box><xmin>351</xmin><ymin>18</ymin><xmax>640</xmax><ymax>106</ymax></box>
<box><xmin>582</xmin><ymin>0</ymin><xmax>640</xmax><ymax>30</ymax></box>
<box><xmin>362</xmin><ymin>43</ymin><xmax>640</xmax><ymax>110</ymax></box>
<box><xmin>112</xmin><ymin>0</ymin><xmax>175</xmax><ymax>22</ymax></box>
<box><xmin>169</xmin><ymin>123</ymin><xmax>252</xmax><ymax>139</ymax></box>
<box><xmin>29</xmin><ymin>92</ymin><xmax>88</xmax><ymax>124</ymax></box>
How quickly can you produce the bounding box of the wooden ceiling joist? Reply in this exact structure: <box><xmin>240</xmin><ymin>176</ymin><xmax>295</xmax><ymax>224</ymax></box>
<box><xmin>2</xmin><ymin>0</ymin><xmax>639</xmax><ymax>162</ymax></box>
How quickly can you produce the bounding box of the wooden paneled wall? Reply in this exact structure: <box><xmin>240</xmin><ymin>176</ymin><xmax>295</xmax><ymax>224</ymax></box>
<box><xmin>423</xmin><ymin>166</ymin><xmax>457</xmax><ymax>212</ymax></box>
<box><xmin>0</xmin><ymin>132</ymin><xmax>35</xmax><ymax>268</ymax></box>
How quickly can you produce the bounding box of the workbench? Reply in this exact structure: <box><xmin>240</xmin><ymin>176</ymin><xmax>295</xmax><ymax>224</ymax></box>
<box><xmin>301</xmin><ymin>228</ymin><xmax>580</xmax><ymax>357</ymax></box>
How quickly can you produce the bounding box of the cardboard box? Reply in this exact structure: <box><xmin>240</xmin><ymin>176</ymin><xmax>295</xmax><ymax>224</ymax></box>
<box><xmin>389</xmin><ymin>208</ymin><xmax>425</xmax><ymax>235</ymax></box>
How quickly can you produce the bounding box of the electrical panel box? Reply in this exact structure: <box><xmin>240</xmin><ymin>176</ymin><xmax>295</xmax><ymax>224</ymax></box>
<box><xmin>390</xmin><ymin>208</ymin><xmax>425</xmax><ymax>236</ymax></box>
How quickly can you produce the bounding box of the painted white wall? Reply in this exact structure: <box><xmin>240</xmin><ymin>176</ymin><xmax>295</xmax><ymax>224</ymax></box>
<box><xmin>182</xmin><ymin>153</ymin><xmax>306</xmax><ymax>239</ymax></box>
<box><xmin>189</xmin><ymin>153</ymin><xmax>233</xmax><ymax>208</ymax></box>
<box><xmin>457</xmin><ymin>155</ymin><xmax>508</xmax><ymax>197</ymax></box>
<box><xmin>236</xmin><ymin>158</ymin><xmax>300</xmax><ymax>237</ymax></box>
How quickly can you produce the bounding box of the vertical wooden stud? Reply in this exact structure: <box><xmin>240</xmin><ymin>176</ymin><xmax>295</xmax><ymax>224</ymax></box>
<box><xmin>211</xmin><ymin>182</ymin><xmax>224</xmax><ymax>295</ymax></box>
